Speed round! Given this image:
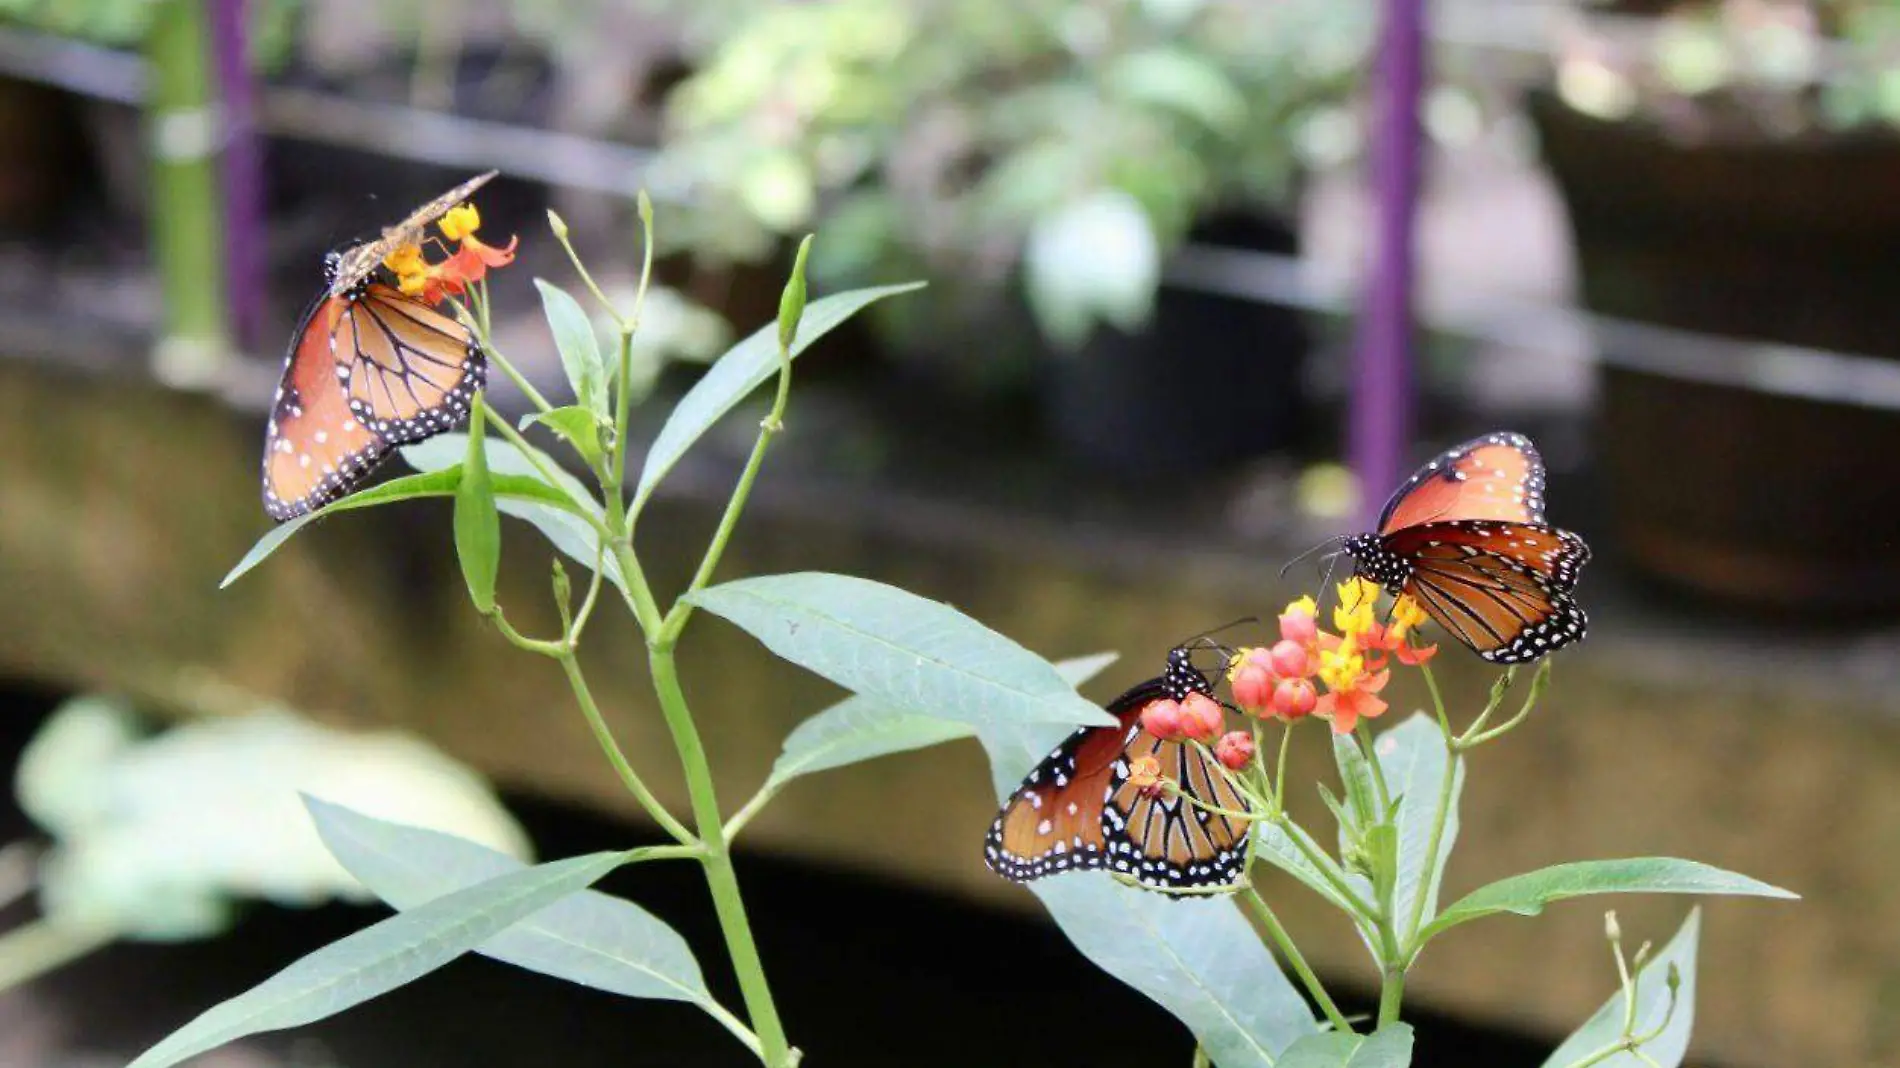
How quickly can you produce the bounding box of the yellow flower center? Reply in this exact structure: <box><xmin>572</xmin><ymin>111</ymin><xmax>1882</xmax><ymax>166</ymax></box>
<box><xmin>1318</xmin><ymin>636</ymin><xmax>1364</xmax><ymax>692</ymax></box>
<box><xmin>383</xmin><ymin>243</ymin><xmax>426</xmax><ymax>278</ymax></box>
<box><xmin>1283</xmin><ymin>595</ymin><xmax>1317</xmax><ymax>619</ymax></box>
<box><xmin>1389</xmin><ymin>594</ymin><xmax>1429</xmax><ymax>639</ymax></box>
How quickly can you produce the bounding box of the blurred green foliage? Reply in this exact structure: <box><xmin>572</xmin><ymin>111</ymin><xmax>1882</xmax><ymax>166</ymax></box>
<box><xmin>0</xmin><ymin>0</ymin><xmax>301</xmax><ymax>70</ymax></box>
<box><xmin>1561</xmin><ymin>0</ymin><xmax>1900</xmax><ymax>133</ymax></box>
<box><xmin>647</xmin><ymin>0</ymin><xmax>1373</xmax><ymax>350</ymax></box>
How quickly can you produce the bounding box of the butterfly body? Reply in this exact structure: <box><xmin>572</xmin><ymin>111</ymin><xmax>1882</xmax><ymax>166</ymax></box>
<box><xmin>1344</xmin><ymin>432</ymin><xmax>1591</xmax><ymax>663</ymax></box>
<box><xmin>325</xmin><ymin>170</ymin><xmax>496</xmax><ymax>297</ymax></box>
<box><xmin>984</xmin><ymin>648</ymin><xmax>1250</xmax><ymax>894</ymax></box>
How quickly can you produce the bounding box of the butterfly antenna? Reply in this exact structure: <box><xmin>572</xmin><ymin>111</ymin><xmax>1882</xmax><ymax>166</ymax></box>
<box><xmin>1279</xmin><ymin>535</ymin><xmax>1348</xmax><ymax>580</ymax></box>
<box><xmin>1182</xmin><ymin>617</ymin><xmax>1259</xmax><ymax>646</ymax></box>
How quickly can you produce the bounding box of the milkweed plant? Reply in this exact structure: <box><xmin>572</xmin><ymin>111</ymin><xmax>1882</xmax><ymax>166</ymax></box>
<box><xmin>137</xmin><ymin>193</ymin><xmax>1799</xmax><ymax>1068</ymax></box>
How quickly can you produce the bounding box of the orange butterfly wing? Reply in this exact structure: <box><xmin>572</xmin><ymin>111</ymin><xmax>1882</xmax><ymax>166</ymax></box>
<box><xmin>261</xmin><ymin>285</ymin><xmax>480</xmax><ymax>521</ymax></box>
<box><xmin>1390</xmin><ymin>520</ymin><xmax>1590</xmax><ymax>662</ymax></box>
<box><xmin>262</xmin><ymin>295</ymin><xmax>385</xmax><ymax>520</ymax></box>
<box><xmin>1379</xmin><ymin>431</ymin><xmax>1545</xmax><ymax>535</ymax></box>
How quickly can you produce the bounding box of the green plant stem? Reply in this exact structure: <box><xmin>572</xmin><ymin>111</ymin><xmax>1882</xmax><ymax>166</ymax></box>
<box><xmin>1354</xmin><ymin>723</ymin><xmax>1392</xmax><ymax>813</ymax></box>
<box><xmin>0</xmin><ymin>917</ymin><xmax>117</xmax><ymax>994</ymax></box>
<box><xmin>1400</xmin><ymin>722</ymin><xmax>1460</xmax><ymax>956</ymax></box>
<box><xmin>559</xmin><ymin>652</ymin><xmax>695</xmax><ymax>846</ymax></box>
<box><xmin>1376</xmin><ymin>968</ymin><xmax>1405</xmax><ymax>1027</ymax></box>
<box><xmin>1191</xmin><ymin>1045</ymin><xmax>1211</xmax><ymax>1068</ymax></box>
<box><xmin>1275</xmin><ymin>815</ymin><xmax>1380</xmax><ymax>920</ymax></box>
<box><xmin>655</xmin><ymin>336</ymin><xmax>794</xmax><ymax>647</ymax></box>
<box><xmin>1273</xmin><ymin>722</ymin><xmax>1294</xmax><ymax>811</ymax></box>
<box><xmin>1459</xmin><ymin>661</ymin><xmax>1552</xmax><ymax>748</ymax></box>
<box><xmin>478</xmin><ymin>333</ymin><xmax>557</xmax><ymax>414</ymax></box>
<box><xmin>723</xmin><ymin>780</ymin><xmax>782</xmax><ymax>841</ymax></box>
<box><xmin>648</xmin><ymin>648</ymin><xmax>793</xmax><ymax>1067</ymax></box>
<box><xmin>1240</xmin><ymin>888</ymin><xmax>1353</xmax><ymax>1035</ymax></box>
<box><xmin>489</xmin><ymin>606</ymin><xmax>566</xmax><ymax>657</ymax></box>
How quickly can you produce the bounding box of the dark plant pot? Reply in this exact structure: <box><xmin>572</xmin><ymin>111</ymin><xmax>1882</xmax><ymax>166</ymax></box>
<box><xmin>1043</xmin><ymin>209</ymin><xmax>1307</xmax><ymax>477</ymax></box>
<box><xmin>1530</xmin><ymin>88</ymin><xmax>1900</xmax><ymax>614</ymax></box>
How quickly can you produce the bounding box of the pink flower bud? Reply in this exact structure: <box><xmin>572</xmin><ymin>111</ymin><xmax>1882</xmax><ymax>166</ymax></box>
<box><xmin>1141</xmin><ymin>699</ymin><xmax>1184</xmax><ymax>740</ymax></box>
<box><xmin>1279</xmin><ymin>606</ymin><xmax>1318</xmax><ymax>646</ymax></box>
<box><xmin>1177</xmin><ymin>693</ymin><xmax>1226</xmax><ymax>741</ymax></box>
<box><xmin>1271</xmin><ymin>677</ymin><xmax>1318</xmax><ymax>721</ymax></box>
<box><xmin>1230</xmin><ymin>663</ymin><xmax>1275</xmax><ymax>715</ymax></box>
<box><xmin>1215</xmin><ymin>731</ymin><xmax>1256</xmax><ymax>771</ymax></box>
<box><xmin>1268</xmin><ymin>639</ymin><xmax>1310</xmax><ymax>679</ymax></box>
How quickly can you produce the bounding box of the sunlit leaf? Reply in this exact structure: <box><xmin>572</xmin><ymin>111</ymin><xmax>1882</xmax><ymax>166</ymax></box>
<box><xmin>221</xmin><ymin>469</ymin><xmax>582</xmax><ymax>589</ymax></box>
<box><xmin>453</xmin><ymin>402</ymin><xmax>501</xmax><ymax>613</ymax></box>
<box><xmin>632</xmin><ymin>283</ymin><xmax>924</xmax><ymax>512</ymax></box>
<box><xmin>1277</xmin><ymin>1023</ymin><xmax>1414</xmax><ymax>1068</ymax></box>
<box><xmin>126</xmin><ymin>850</ymin><xmax>625</xmax><ymax>1068</ymax></box>
<box><xmin>535</xmin><ymin>279</ymin><xmax>609</xmax><ymax>416</ymax></box>
<box><xmin>686</xmin><ymin>573</ymin><xmax>1114</xmax><ymax>730</ymax></box>
<box><xmin>306</xmin><ymin>799</ymin><xmax>709</xmax><ymax>1004</ymax></box>
<box><xmin>1423</xmin><ymin>859</ymin><xmax>1795</xmax><ymax>944</ymax></box>
<box><xmin>768</xmin><ymin>652</ymin><xmax>1119</xmax><ymax>788</ymax></box>
<box><xmin>521</xmin><ymin>405</ymin><xmax>609</xmax><ymax>468</ymax></box>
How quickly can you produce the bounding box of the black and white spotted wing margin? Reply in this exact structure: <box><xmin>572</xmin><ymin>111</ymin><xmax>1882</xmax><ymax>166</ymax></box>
<box><xmin>983</xmin><ymin>650</ymin><xmax>1251</xmax><ymax>895</ymax></box>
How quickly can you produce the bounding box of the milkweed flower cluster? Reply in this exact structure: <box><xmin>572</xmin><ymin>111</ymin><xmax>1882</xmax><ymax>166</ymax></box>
<box><xmin>384</xmin><ymin>202</ymin><xmax>519</xmax><ymax>304</ymax></box>
<box><xmin>1230</xmin><ymin>578</ymin><xmax>1439</xmax><ymax>735</ymax></box>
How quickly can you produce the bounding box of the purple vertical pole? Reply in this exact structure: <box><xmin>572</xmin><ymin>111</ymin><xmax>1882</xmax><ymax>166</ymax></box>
<box><xmin>210</xmin><ymin>0</ymin><xmax>265</xmax><ymax>351</ymax></box>
<box><xmin>1351</xmin><ymin>0</ymin><xmax>1425</xmax><ymax>529</ymax></box>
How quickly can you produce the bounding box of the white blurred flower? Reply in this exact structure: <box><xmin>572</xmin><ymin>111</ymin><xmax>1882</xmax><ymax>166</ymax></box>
<box><xmin>16</xmin><ymin>697</ymin><xmax>530</xmax><ymax>941</ymax></box>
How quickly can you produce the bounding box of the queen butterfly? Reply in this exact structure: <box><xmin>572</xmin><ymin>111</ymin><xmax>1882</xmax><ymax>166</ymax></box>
<box><xmin>261</xmin><ymin>173</ymin><xmax>497</xmax><ymax>521</ymax></box>
<box><xmin>1342</xmin><ymin>431</ymin><xmax>1590</xmax><ymax>663</ymax></box>
<box><xmin>984</xmin><ymin>646</ymin><xmax>1251</xmax><ymax>894</ymax></box>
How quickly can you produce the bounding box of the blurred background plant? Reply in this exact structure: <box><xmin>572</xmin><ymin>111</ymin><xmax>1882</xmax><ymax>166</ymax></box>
<box><xmin>1550</xmin><ymin>0</ymin><xmax>1900</xmax><ymax>135</ymax></box>
<box><xmin>0</xmin><ymin>691</ymin><xmax>527</xmax><ymax>992</ymax></box>
<box><xmin>649</xmin><ymin>0</ymin><xmax>1373</xmax><ymax>362</ymax></box>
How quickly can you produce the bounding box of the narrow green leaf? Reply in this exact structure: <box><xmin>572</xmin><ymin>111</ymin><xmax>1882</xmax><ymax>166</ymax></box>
<box><xmin>126</xmin><ymin>850</ymin><xmax>626</xmax><ymax>1068</ymax></box>
<box><xmin>1423</xmin><ymin>859</ymin><xmax>1796</xmax><ymax>944</ymax></box>
<box><xmin>402</xmin><ymin>434</ymin><xmax>599</xmax><ymax>517</ymax></box>
<box><xmin>495</xmin><ymin>498</ymin><xmax>623</xmax><ymax>593</ymax></box>
<box><xmin>305</xmin><ymin>799</ymin><xmax>709</xmax><ymax>1005</ymax></box>
<box><xmin>453</xmin><ymin>402</ymin><xmax>501</xmax><ymax>613</ymax></box>
<box><xmin>777</xmin><ymin>235</ymin><xmax>813</xmax><ymax>352</ymax></box>
<box><xmin>770</xmin><ymin>652</ymin><xmax>1119</xmax><ymax>788</ymax></box>
<box><xmin>686</xmin><ymin>572</ymin><xmax>1114</xmax><ymax>730</ymax></box>
<box><xmin>521</xmin><ymin>405</ymin><xmax>608</xmax><ymax>468</ymax></box>
<box><xmin>1250</xmin><ymin>821</ymin><xmax>1356</xmax><ymax>916</ymax></box>
<box><xmin>1332</xmin><ymin>733</ymin><xmax>1380</xmax><ymax>841</ymax></box>
<box><xmin>1370</xmin><ymin>714</ymin><xmax>1464</xmax><ymax>943</ymax></box>
<box><xmin>1277</xmin><ymin>1023</ymin><xmax>1415</xmax><ymax>1068</ymax></box>
<box><xmin>632</xmin><ymin>282</ymin><xmax>925</xmax><ymax>511</ymax></box>
<box><xmin>535</xmin><ymin>279</ymin><xmax>608</xmax><ymax>415</ymax></box>
<box><xmin>1539</xmin><ymin>910</ymin><xmax>1700</xmax><ymax>1068</ymax></box>
<box><xmin>221</xmin><ymin>469</ymin><xmax>584</xmax><ymax>588</ymax></box>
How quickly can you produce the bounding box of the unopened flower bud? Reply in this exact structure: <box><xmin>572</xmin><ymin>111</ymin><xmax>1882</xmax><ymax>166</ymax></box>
<box><xmin>1279</xmin><ymin>602</ymin><xmax>1318</xmax><ymax>645</ymax></box>
<box><xmin>1177</xmin><ymin>693</ymin><xmax>1226</xmax><ymax>741</ymax></box>
<box><xmin>1271</xmin><ymin>677</ymin><xmax>1318</xmax><ymax>720</ymax></box>
<box><xmin>1215</xmin><ymin>731</ymin><xmax>1256</xmax><ymax>770</ymax></box>
<box><xmin>1269</xmin><ymin>639</ymin><xmax>1310</xmax><ymax>678</ymax></box>
<box><xmin>1231</xmin><ymin>663</ymin><xmax>1275</xmax><ymax>715</ymax></box>
<box><xmin>1141</xmin><ymin>699</ymin><xmax>1184</xmax><ymax>740</ymax></box>
<box><xmin>1603</xmin><ymin>910</ymin><xmax>1621</xmax><ymax>943</ymax></box>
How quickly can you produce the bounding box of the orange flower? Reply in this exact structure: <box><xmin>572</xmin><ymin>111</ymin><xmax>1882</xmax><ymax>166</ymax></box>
<box><xmin>1314</xmin><ymin>668</ymin><xmax>1390</xmax><ymax>734</ymax></box>
<box><xmin>381</xmin><ymin>199</ymin><xmax>518</xmax><ymax>306</ymax></box>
